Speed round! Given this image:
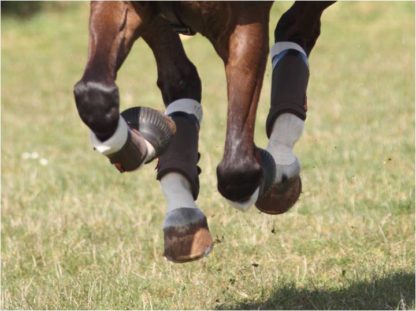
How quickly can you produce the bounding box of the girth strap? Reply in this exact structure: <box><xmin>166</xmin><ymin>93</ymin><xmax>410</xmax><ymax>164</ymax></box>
<box><xmin>156</xmin><ymin>2</ymin><xmax>195</xmax><ymax>36</ymax></box>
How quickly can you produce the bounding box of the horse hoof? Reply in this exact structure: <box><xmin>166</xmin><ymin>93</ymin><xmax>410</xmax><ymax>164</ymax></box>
<box><xmin>255</xmin><ymin>148</ymin><xmax>301</xmax><ymax>215</ymax></box>
<box><xmin>255</xmin><ymin>176</ymin><xmax>302</xmax><ymax>215</ymax></box>
<box><xmin>121</xmin><ymin>107</ymin><xmax>176</xmax><ymax>163</ymax></box>
<box><xmin>163</xmin><ymin>208</ymin><xmax>213</xmax><ymax>263</ymax></box>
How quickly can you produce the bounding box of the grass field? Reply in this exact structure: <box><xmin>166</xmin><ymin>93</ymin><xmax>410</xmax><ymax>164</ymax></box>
<box><xmin>1</xmin><ymin>2</ymin><xmax>415</xmax><ymax>309</ymax></box>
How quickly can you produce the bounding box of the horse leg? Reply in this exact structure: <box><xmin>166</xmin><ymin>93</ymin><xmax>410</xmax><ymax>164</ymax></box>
<box><xmin>214</xmin><ymin>4</ymin><xmax>272</xmax><ymax>209</ymax></box>
<box><xmin>141</xmin><ymin>17</ymin><xmax>212</xmax><ymax>263</ymax></box>
<box><xmin>256</xmin><ymin>1</ymin><xmax>336</xmax><ymax>214</ymax></box>
<box><xmin>73</xmin><ymin>2</ymin><xmax>171</xmax><ymax>173</ymax></box>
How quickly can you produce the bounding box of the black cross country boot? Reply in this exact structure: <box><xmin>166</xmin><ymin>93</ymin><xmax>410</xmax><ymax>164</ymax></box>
<box><xmin>157</xmin><ymin>108</ymin><xmax>213</xmax><ymax>263</ymax></box>
<box><xmin>256</xmin><ymin>42</ymin><xmax>308</xmax><ymax>214</ymax></box>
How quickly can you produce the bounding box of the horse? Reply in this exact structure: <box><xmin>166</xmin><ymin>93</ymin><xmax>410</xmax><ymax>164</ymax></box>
<box><xmin>73</xmin><ymin>1</ymin><xmax>335</xmax><ymax>263</ymax></box>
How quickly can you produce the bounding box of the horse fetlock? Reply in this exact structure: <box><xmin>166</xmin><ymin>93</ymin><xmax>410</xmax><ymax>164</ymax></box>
<box><xmin>266</xmin><ymin>112</ymin><xmax>304</xmax><ymax>183</ymax></box>
<box><xmin>105</xmin><ymin>129</ymin><xmax>148</xmax><ymax>172</ymax></box>
<box><xmin>74</xmin><ymin>80</ymin><xmax>120</xmax><ymax>140</ymax></box>
<box><xmin>161</xmin><ymin>172</ymin><xmax>197</xmax><ymax>212</ymax></box>
<box><xmin>91</xmin><ymin>106</ymin><xmax>177</xmax><ymax>173</ymax></box>
<box><xmin>163</xmin><ymin>207</ymin><xmax>213</xmax><ymax>263</ymax></box>
<box><xmin>226</xmin><ymin>187</ymin><xmax>260</xmax><ymax>212</ymax></box>
<box><xmin>90</xmin><ymin>116</ymin><xmax>148</xmax><ymax>172</ymax></box>
<box><xmin>163</xmin><ymin>207</ymin><xmax>206</xmax><ymax>229</ymax></box>
<box><xmin>74</xmin><ymin>79</ymin><xmax>178</xmax><ymax>173</ymax></box>
<box><xmin>217</xmin><ymin>158</ymin><xmax>262</xmax><ymax>202</ymax></box>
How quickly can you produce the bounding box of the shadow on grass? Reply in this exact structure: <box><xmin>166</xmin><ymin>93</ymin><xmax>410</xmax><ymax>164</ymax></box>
<box><xmin>216</xmin><ymin>271</ymin><xmax>415</xmax><ymax>310</ymax></box>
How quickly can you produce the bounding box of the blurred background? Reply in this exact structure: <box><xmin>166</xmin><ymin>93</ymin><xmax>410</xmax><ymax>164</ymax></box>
<box><xmin>1</xmin><ymin>1</ymin><xmax>414</xmax><ymax>310</ymax></box>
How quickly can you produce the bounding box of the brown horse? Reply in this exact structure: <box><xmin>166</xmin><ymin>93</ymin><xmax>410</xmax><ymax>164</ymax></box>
<box><xmin>73</xmin><ymin>1</ymin><xmax>335</xmax><ymax>263</ymax></box>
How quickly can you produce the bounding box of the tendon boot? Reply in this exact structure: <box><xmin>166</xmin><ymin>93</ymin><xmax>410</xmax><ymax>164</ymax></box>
<box><xmin>158</xmin><ymin>99</ymin><xmax>213</xmax><ymax>263</ymax></box>
<box><xmin>256</xmin><ymin>42</ymin><xmax>308</xmax><ymax>214</ymax></box>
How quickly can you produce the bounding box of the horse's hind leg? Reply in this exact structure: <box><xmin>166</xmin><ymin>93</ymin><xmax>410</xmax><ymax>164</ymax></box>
<box><xmin>213</xmin><ymin>3</ymin><xmax>272</xmax><ymax>209</ymax></box>
<box><xmin>256</xmin><ymin>1</ymin><xmax>335</xmax><ymax>214</ymax></box>
<box><xmin>142</xmin><ymin>17</ymin><xmax>212</xmax><ymax>263</ymax></box>
<box><xmin>73</xmin><ymin>2</ymin><xmax>171</xmax><ymax>172</ymax></box>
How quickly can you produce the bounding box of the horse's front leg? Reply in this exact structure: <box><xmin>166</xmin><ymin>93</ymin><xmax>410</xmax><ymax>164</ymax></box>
<box><xmin>142</xmin><ymin>17</ymin><xmax>212</xmax><ymax>263</ymax></box>
<box><xmin>215</xmin><ymin>5</ymin><xmax>271</xmax><ymax>209</ymax></box>
<box><xmin>73</xmin><ymin>2</ymin><xmax>169</xmax><ymax>172</ymax></box>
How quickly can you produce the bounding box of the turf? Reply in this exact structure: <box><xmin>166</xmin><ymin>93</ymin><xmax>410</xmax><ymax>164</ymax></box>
<box><xmin>1</xmin><ymin>2</ymin><xmax>415</xmax><ymax>309</ymax></box>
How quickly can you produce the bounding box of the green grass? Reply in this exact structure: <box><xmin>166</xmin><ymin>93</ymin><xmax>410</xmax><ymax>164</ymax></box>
<box><xmin>1</xmin><ymin>2</ymin><xmax>415</xmax><ymax>309</ymax></box>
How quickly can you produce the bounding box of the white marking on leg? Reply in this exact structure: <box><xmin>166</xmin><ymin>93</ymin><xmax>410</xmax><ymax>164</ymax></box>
<box><xmin>160</xmin><ymin>173</ymin><xmax>204</xmax><ymax>229</ymax></box>
<box><xmin>162</xmin><ymin>100</ymin><xmax>204</xmax><ymax>228</ymax></box>
<box><xmin>227</xmin><ymin>187</ymin><xmax>259</xmax><ymax>212</ymax></box>
<box><xmin>90</xmin><ymin>116</ymin><xmax>155</xmax><ymax>164</ymax></box>
<box><xmin>160</xmin><ymin>172</ymin><xmax>197</xmax><ymax>212</ymax></box>
<box><xmin>267</xmin><ymin>113</ymin><xmax>304</xmax><ymax>165</ymax></box>
<box><xmin>90</xmin><ymin>117</ymin><xmax>129</xmax><ymax>155</ymax></box>
<box><xmin>267</xmin><ymin>113</ymin><xmax>304</xmax><ymax>183</ymax></box>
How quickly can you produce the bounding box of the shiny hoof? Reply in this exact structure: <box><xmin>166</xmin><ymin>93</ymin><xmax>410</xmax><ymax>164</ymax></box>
<box><xmin>163</xmin><ymin>208</ymin><xmax>213</xmax><ymax>263</ymax></box>
<box><xmin>255</xmin><ymin>175</ymin><xmax>302</xmax><ymax>215</ymax></box>
<box><xmin>121</xmin><ymin>107</ymin><xmax>176</xmax><ymax>163</ymax></box>
<box><xmin>255</xmin><ymin>148</ymin><xmax>301</xmax><ymax>215</ymax></box>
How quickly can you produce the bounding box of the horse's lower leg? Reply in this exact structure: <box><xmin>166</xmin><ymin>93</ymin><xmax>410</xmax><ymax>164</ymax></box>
<box><xmin>214</xmin><ymin>4</ymin><xmax>271</xmax><ymax>208</ymax></box>
<box><xmin>73</xmin><ymin>2</ymin><xmax>156</xmax><ymax>172</ymax></box>
<box><xmin>267</xmin><ymin>1</ymin><xmax>335</xmax><ymax>130</ymax></box>
<box><xmin>73</xmin><ymin>2</ymin><xmax>174</xmax><ymax>173</ymax></box>
<box><xmin>256</xmin><ymin>1</ymin><xmax>335</xmax><ymax>214</ymax></box>
<box><xmin>143</xmin><ymin>18</ymin><xmax>201</xmax><ymax>200</ymax></box>
<box><xmin>142</xmin><ymin>17</ymin><xmax>212</xmax><ymax>262</ymax></box>
<box><xmin>74</xmin><ymin>2</ymin><xmax>142</xmax><ymax>139</ymax></box>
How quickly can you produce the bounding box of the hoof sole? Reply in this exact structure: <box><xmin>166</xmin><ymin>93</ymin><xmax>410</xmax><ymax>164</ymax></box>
<box><xmin>255</xmin><ymin>176</ymin><xmax>302</xmax><ymax>215</ymax></box>
<box><xmin>163</xmin><ymin>208</ymin><xmax>213</xmax><ymax>263</ymax></box>
<box><xmin>121</xmin><ymin>107</ymin><xmax>176</xmax><ymax>162</ymax></box>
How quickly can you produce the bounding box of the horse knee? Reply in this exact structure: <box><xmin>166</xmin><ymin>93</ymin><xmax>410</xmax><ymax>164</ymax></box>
<box><xmin>217</xmin><ymin>157</ymin><xmax>262</xmax><ymax>202</ymax></box>
<box><xmin>73</xmin><ymin>80</ymin><xmax>120</xmax><ymax>140</ymax></box>
<box><xmin>157</xmin><ymin>62</ymin><xmax>201</xmax><ymax>103</ymax></box>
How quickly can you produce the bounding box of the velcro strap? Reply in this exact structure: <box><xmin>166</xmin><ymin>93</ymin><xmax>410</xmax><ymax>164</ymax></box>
<box><xmin>271</xmin><ymin>41</ymin><xmax>308</xmax><ymax>69</ymax></box>
<box><xmin>165</xmin><ymin>98</ymin><xmax>203</xmax><ymax>124</ymax></box>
